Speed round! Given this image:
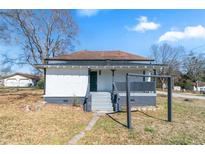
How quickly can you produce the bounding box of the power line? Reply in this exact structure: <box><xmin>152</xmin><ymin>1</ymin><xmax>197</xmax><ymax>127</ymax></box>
<box><xmin>190</xmin><ymin>44</ymin><xmax>205</xmax><ymax>52</ymax></box>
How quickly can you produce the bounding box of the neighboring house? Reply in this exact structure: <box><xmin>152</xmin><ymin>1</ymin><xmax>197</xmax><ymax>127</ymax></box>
<box><xmin>36</xmin><ymin>50</ymin><xmax>164</xmax><ymax>112</ymax></box>
<box><xmin>0</xmin><ymin>77</ymin><xmax>3</xmax><ymax>87</ymax></box>
<box><xmin>193</xmin><ymin>82</ymin><xmax>205</xmax><ymax>92</ymax></box>
<box><xmin>173</xmin><ymin>86</ymin><xmax>181</xmax><ymax>91</ymax></box>
<box><xmin>3</xmin><ymin>73</ymin><xmax>39</xmax><ymax>87</ymax></box>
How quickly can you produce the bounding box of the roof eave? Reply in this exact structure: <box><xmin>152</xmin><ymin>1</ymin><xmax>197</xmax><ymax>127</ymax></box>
<box><xmin>45</xmin><ymin>58</ymin><xmax>154</xmax><ymax>61</ymax></box>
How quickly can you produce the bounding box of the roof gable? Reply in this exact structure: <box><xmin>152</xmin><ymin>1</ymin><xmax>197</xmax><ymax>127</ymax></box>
<box><xmin>47</xmin><ymin>50</ymin><xmax>152</xmax><ymax>61</ymax></box>
<box><xmin>2</xmin><ymin>73</ymin><xmax>39</xmax><ymax>80</ymax></box>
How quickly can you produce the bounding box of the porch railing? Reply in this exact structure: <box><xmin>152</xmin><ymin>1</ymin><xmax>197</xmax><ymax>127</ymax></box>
<box><xmin>83</xmin><ymin>88</ymin><xmax>92</xmax><ymax>112</ymax></box>
<box><xmin>111</xmin><ymin>82</ymin><xmax>120</xmax><ymax>112</ymax></box>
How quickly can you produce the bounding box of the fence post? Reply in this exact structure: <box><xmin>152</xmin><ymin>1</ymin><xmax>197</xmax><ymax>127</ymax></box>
<box><xmin>167</xmin><ymin>77</ymin><xmax>172</xmax><ymax>122</ymax></box>
<box><xmin>126</xmin><ymin>73</ymin><xmax>132</xmax><ymax>129</ymax></box>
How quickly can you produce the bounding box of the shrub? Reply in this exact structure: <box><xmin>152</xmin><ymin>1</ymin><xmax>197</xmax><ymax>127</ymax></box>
<box><xmin>184</xmin><ymin>98</ymin><xmax>192</xmax><ymax>102</ymax></box>
<box><xmin>36</xmin><ymin>78</ymin><xmax>44</xmax><ymax>89</ymax></box>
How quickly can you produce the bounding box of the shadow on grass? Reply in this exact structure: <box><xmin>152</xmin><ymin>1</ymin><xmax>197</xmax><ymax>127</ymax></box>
<box><xmin>133</xmin><ymin>110</ymin><xmax>168</xmax><ymax>122</ymax></box>
<box><xmin>106</xmin><ymin>112</ymin><xmax>127</xmax><ymax>128</ymax></box>
<box><xmin>106</xmin><ymin>109</ymin><xmax>176</xmax><ymax>128</ymax></box>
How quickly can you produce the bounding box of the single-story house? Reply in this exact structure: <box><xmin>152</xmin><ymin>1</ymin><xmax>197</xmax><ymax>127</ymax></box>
<box><xmin>3</xmin><ymin>73</ymin><xmax>39</xmax><ymax>87</ymax></box>
<box><xmin>193</xmin><ymin>82</ymin><xmax>205</xmax><ymax>92</ymax></box>
<box><xmin>36</xmin><ymin>50</ymin><xmax>164</xmax><ymax>112</ymax></box>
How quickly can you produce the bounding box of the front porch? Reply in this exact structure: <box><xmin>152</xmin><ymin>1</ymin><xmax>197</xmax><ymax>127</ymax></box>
<box><xmin>88</xmin><ymin>68</ymin><xmax>155</xmax><ymax>92</ymax></box>
<box><xmin>84</xmin><ymin>67</ymin><xmax>158</xmax><ymax>112</ymax></box>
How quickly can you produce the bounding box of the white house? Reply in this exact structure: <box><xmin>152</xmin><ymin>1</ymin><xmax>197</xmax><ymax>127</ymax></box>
<box><xmin>194</xmin><ymin>82</ymin><xmax>205</xmax><ymax>92</ymax></box>
<box><xmin>3</xmin><ymin>73</ymin><xmax>39</xmax><ymax>87</ymax></box>
<box><xmin>36</xmin><ymin>50</ymin><xmax>164</xmax><ymax>112</ymax></box>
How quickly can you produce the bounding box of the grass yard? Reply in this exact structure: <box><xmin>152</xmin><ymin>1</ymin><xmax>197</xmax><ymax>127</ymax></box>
<box><xmin>0</xmin><ymin>88</ymin><xmax>205</xmax><ymax>145</ymax></box>
<box><xmin>0</xmin><ymin>88</ymin><xmax>92</xmax><ymax>144</ymax></box>
<box><xmin>79</xmin><ymin>95</ymin><xmax>205</xmax><ymax>145</ymax></box>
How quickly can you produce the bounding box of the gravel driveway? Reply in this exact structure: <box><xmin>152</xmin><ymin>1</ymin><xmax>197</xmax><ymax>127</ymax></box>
<box><xmin>157</xmin><ymin>91</ymin><xmax>205</xmax><ymax>100</ymax></box>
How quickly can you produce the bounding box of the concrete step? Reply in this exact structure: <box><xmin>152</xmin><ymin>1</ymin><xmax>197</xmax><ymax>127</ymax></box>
<box><xmin>92</xmin><ymin>97</ymin><xmax>111</xmax><ymax>99</ymax></box>
<box><xmin>92</xmin><ymin>97</ymin><xmax>111</xmax><ymax>100</ymax></box>
<box><xmin>92</xmin><ymin>99</ymin><xmax>112</xmax><ymax>103</ymax></box>
<box><xmin>91</xmin><ymin>92</ymin><xmax>110</xmax><ymax>95</ymax></box>
<box><xmin>92</xmin><ymin>107</ymin><xmax>113</xmax><ymax>111</ymax></box>
<box><xmin>92</xmin><ymin>104</ymin><xmax>113</xmax><ymax>108</ymax></box>
<box><xmin>90</xmin><ymin>93</ymin><xmax>111</xmax><ymax>97</ymax></box>
<box><xmin>91</xmin><ymin>92</ymin><xmax>113</xmax><ymax>111</ymax></box>
<box><xmin>92</xmin><ymin>95</ymin><xmax>111</xmax><ymax>98</ymax></box>
<box><xmin>92</xmin><ymin>101</ymin><xmax>112</xmax><ymax>104</ymax></box>
<box><xmin>92</xmin><ymin>105</ymin><xmax>113</xmax><ymax>108</ymax></box>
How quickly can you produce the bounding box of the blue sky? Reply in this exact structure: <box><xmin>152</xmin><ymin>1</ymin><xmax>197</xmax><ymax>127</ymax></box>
<box><xmin>2</xmin><ymin>9</ymin><xmax>205</xmax><ymax>73</ymax></box>
<box><xmin>74</xmin><ymin>10</ymin><xmax>205</xmax><ymax>55</ymax></box>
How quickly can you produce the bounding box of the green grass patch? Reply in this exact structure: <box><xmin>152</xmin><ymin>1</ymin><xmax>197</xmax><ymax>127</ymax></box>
<box><xmin>144</xmin><ymin>126</ymin><xmax>155</xmax><ymax>133</ymax></box>
<box><xmin>169</xmin><ymin>135</ymin><xmax>193</xmax><ymax>145</ymax></box>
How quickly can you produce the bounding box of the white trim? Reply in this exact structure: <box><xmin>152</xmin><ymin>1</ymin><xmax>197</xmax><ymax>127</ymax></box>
<box><xmin>40</xmin><ymin>65</ymin><xmax>162</xmax><ymax>70</ymax></box>
<box><xmin>119</xmin><ymin>93</ymin><xmax>157</xmax><ymax>97</ymax></box>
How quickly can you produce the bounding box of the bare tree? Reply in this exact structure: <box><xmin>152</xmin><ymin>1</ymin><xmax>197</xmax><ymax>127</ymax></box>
<box><xmin>0</xmin><ymin>10</ymin><xmax>78</xmax><ymax>71</ymax></box>
<box><xmin>150</xmin><ymin>43</ymin><xmax>185</xmax><ymax>88</ymax></box>
<box><xmin>183</xmin><ymin>51</ymin><xmax>205</xmax><ymax>83</ymax></box>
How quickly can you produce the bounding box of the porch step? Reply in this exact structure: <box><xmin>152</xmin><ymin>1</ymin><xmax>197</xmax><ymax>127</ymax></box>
<box><xmin>91</xmin><ymin>92</ymin><xmax>113</xmax><ymax>111</ymax></box>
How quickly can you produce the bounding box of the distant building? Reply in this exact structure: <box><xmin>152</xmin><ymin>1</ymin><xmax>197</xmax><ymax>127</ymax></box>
<box><xmin>174</xmin><ymin>86</ymin><xmax>181</xmax><ymax>91</ymax></box>
<box><xmin>193</xmin><ymin>82</ymin><xmax>205</xmax><ymax>92</ymax></box>
<box><xmin>2</xmin><ymin>73</ymin><xmax>39</xmax><ymax>87</ymax></box>
<box><xmin>0</xmin><ymin>77</ymin><xmax>4</xmax><ymax>86</ymax></box>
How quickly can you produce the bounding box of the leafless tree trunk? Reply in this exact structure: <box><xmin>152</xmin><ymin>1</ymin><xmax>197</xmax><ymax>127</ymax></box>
<box><xmin>0</xmin><ymin>10</ymin><xmax>78</xmax><ymax>72</ymax></box>
<box><xmin>150</xmin><ymin>43</ymin><xmax>185</xmax><ymax>89</ymax></box>
<box><xmin>183</xmin><ymin>51</ymin><xmax>205</xmax><ymax>88</ymax></box>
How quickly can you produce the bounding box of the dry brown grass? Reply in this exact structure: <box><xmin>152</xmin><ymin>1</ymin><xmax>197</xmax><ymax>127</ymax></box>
<box><xmin>0</xmin><ymin>88</ymin><xmax>92</xmax><ymax>144</ymax></box>
<box><xmin>1</xmin><ymin>88</ymin><xmax>205</xmax><ymax>145</ymax></box>
<box><xmin>79</xmin><ymin>96</ymin><xmax>205</xmax><ymax>145</ymax></box>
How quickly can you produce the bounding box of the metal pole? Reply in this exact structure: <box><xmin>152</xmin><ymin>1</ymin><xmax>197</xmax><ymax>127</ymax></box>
<box><xmin>153</xmin><ymin>69</ymin><xmax>156</xmax><ymax>93</ymax></box>
<box><xmin>167</xmin><ymin>77</ymin><xmax>172</xmax><ymax>122</ymax></box>
<box><xmin>43</xmin><ymin>68</ymin><xmax>46</xmax><ymax>95</ymax></box>
<box><xmin>126</xmin><ymin>73</ymin><xmax>132</xmax><ymax>129</ymax></box>
<box><xmin>153</xmin><ymin>69</ymin><xmax>156</xmax><ymax>81</ymax></box>
<box><xmin>143</xmin><ymin>70</ymin><xmax>145</xmax><ymax>82</ymax></box>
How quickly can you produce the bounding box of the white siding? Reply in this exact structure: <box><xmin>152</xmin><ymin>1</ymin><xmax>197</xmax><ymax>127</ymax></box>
<box><xmin>45</xmin><ymin>68</ymin><xmax>88</xmax><ymax>97</ymax></box>
<box><xmin>45</xmin><ymin>68</ymin><xmax>153</xmax><ymax>97</ymax></box>
<box><xmin>96</xmin><ymin>69</ymin><xmax>150</xmax><ymax>91</ymax></box>
<box><xmin>197</xmin><ymin>86</ymin><xmax>205</xmax><ymax>91</ymax></box>
<box><xmin>4</xmin><ymin>75</ymin><xmax>33</xmax><ymax>87</ymax></box>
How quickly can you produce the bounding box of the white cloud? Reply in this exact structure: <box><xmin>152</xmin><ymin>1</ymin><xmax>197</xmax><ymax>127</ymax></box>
<box><xmin>126</xmin><ymin>16</ymin><xmax>160</xmax><ymax>32</ymax></box>
<box><xmin>77</xmin><ymin>9</ymin><xmax>99</xmax><ymax>17</ymax></box>
<box><xmin>159</xmin><ymin>25</ymin><xmax>205</xmax><ymax>42</ymax></box>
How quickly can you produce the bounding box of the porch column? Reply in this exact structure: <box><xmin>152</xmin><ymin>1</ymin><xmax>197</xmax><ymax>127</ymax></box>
<box><xmin>143</xmin><ymin>70</ymin><xmax>146</xmax><ymax>82</ymax></box>
<box><xmin>153</xmin><ymin>69</ymin><xmax>156</xmax><ymax>81</ymax></box>
<box><xmin>88</xmin><ymin>68</ymin><xmax>91</xmax><ymax>92</ymax></box>
<box><xmin>111</xmin><ymin>69</ymin><xmax>115</xmax><ymax>90</ymax></box>
<box><xmin>153</xmin><ymin>69</ymin><xmax>157</xmax><ymax>93</ymax></box>
<box><xmin>111</xmin><ymin>70</ymin><xmax>115</xmax><ymax>82</ymax></box>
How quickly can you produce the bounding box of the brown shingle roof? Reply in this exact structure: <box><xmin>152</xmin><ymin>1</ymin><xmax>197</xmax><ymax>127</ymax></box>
<box><xmin>48</xmin><ymin>50</ymin><xmax>152</xmax><ymax>61</ymax></box>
